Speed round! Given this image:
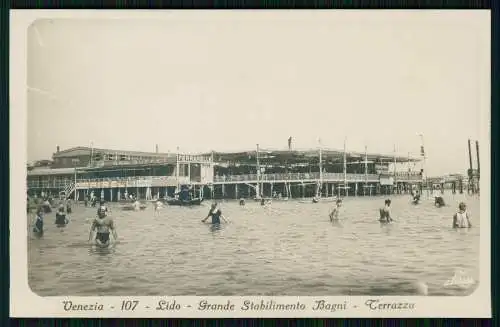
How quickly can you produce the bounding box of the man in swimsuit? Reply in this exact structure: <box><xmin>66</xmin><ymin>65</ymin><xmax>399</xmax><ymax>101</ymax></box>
<box><xmin>379</xmin><ymin>199</ymin><xmax>394</xmax><ymax>223</ymax></box>
<box><xmin>89</xmin><ymin>207</ymin><xmax>118</xmax><ymax>247</ymax></box>
<box><xmin>202</xmin><ymin>202</ymin><xmax>228</xmax><ymax>224</ymax></box>
<box><xmin>329</xmin><ymin>199</ymin><xmax>343</xmax><ymax>222</ymax></box>
<box><xmin>55</xmin><ymin>204</ymin><xmax>69</xmax><ymax>227</ymax></box>
<box><xmin>33</xmin><ymin>209</ymin><xmax>44</xmax><ymax>236</ymax></box>
<box><xmin>453</xmin><ymin>202</ymin><xmax>472</xmax><ymax>228</ymax></box>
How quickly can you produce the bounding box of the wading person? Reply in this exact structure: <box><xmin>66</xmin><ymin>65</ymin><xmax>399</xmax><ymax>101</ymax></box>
<box><xmin>153</xmin><ymin>199</ymin><xmax>162</xmax><ymax>216</ymax></box>
<box><xmin>453</xmin><ymin>202</ymin><xmax>472</xmax><ymax>229</ymax></box>
<box><xmin>66</xmin><ymin>199</ymin><xmax>72</xmax><ymax>214</ymax></box>
<box><xmin>433</xmin><ymin>186</ymin><xmax>445</xmax><ymax>207</ymax></box>
<box><xmin>89</xmin><ymin>207</ymin><xmax>118</xmax><ymax>247</ymax></box>
<box><xmin>379</xmin><ymin>199</ymin><xmax>394</xmax><ymax>223</ymax></box>
<box><xmin>55</xmin><ymin>205</ymin><xmax>69</xmax><ymax>228</ymax></box>
<box><xmin>33</xmin><ymin>209</ymin><xmax>44</xmax><ymax>237</ymax></box>
<box><xmin>202</xmin><ymin>202</ymin><xmax>228</xmax><ymax>225</ymax></box>
<box><xmin>329</xmin><ymin>199</ymin><xmax>343</xmax><ymax>222</ymax></box>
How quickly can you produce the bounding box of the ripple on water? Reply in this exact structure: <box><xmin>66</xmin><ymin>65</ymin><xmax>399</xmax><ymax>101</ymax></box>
<box><xmin>28</xmin><ymin>195</ymin><xmax>480</xmax><ymax>296</ymax></box>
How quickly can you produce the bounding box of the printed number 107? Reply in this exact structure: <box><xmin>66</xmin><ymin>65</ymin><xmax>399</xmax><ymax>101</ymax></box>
<box><xmin>121</xmin><ymin>300</ymin><xmax>139</xmax><ymax>311</ymax></box>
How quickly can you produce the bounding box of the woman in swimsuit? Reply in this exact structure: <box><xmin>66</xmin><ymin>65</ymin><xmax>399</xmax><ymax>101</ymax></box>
<box><xmin>55</xmin><ymin>205</ymin><xmax>69</xmax><ymax>227</ymax></box>
<box><xmin>89</xmin><ymin>207</ymin><xmax>118</xmax><ymax>247</ymax></box>
<box><xmin>202</xmin><ymin>202</ymin><xmax>228</xmax><ymax>224</ymax></box>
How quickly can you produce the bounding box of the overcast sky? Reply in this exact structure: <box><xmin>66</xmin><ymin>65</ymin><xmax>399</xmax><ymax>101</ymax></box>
<box><xmin>26</xmin><ymin>10</ymin><xmax>489</xmax><ymax>176</ymax></box>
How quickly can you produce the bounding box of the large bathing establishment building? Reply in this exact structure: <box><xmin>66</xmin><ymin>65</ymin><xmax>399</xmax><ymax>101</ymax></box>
<box><xmin>27</xmin><ymin>144</ymin><xmax>427</xmax><ymax>201</ymax></box>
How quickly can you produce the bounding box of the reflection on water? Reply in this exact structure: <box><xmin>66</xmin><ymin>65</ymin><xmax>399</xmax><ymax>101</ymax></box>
<box><xmin>28</xmin><ymin>193</ymin><xmax>480</xmax><ymax>296</ymax></box>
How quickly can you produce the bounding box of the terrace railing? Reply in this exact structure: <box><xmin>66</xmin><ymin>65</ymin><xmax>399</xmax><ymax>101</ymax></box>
<box><xmin>27</xmin><ymin>172</ymin><xmax>425</xmax><ymax>190</ymax></box>
<box><xmin>213</xmin><ymin>173</ymin><xmax>381</xmax><ymax>183</ymax></box>
<box><xmin>27</xmin><ymin>179</ymin><xmax>74</xmax><ymax>189</ymax></box>
<box><xmin>213</xmin><ymin>172</ymin><xmax>423</xmax><ymax>183</ymax></box>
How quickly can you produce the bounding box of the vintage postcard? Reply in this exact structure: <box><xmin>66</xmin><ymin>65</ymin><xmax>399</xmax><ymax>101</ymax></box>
<box><xmin>10</xmin><ymin>9</ymin><xmax>491</xmax><ymax>318</ymax></box>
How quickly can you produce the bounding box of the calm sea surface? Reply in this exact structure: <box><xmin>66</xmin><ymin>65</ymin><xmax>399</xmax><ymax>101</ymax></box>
<box><xmin>28</xmin><ymin>193</ymin><xmax>480</xmax><ymax>296</ymax></box>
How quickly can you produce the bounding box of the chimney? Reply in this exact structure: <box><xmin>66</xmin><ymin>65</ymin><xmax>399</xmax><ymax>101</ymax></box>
<box><xmin>155</xmin><ymin>144</ymin><xmax>159</xmax><ymax>153</ymax></box>
<box><xmin>56</xmin><ymin>145</ymin><xmax>60</xmax><ymax>153</ymax></box>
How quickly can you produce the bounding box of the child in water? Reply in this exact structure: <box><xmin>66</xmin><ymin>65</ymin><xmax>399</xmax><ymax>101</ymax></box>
<box><xmin>453</xmin><ymin>202</ymin><xmax>472</xmax><ymax>228</ymax></box>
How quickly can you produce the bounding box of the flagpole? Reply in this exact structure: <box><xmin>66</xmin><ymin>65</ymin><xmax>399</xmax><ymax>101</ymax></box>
<box><xmin>418</xmin><ymin>133</ymin><xmax>428</xmax><ymax>198</ymax></box>
<box><xmin>364</xmin><ymin>145</ymin><xmax>368</xmax><ymax>196</ymax></box>
<box><xmin>90</xmin><ymin>141</ymin><xmax>94</xmax><ymax>167</ymax></box>
<box><xmin>318</xmin><ymin>138</ymin><xmax>323</xmax><ymax>197</ymax></box>
<box><xmin>343</xmin><ymin>137</ymin><xmax>347</xmax><ymax>196</ymax></box>
<box><xmin>256</xmin><ymin>144</ymin><xmax>261</xmax><ymax>198</ymax></box>
<box><xmin>393</xmin><ymin>144</ymin><xmax>397</xmax><ymax>195</ymax></box>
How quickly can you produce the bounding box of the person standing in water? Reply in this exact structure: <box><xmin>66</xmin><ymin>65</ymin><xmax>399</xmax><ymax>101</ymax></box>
<box><xmin>453</xmin><ymin>202</ymin><xmax>472</xmax><ymax>228</ymax></box>
<box><xmin>329</xmin><ymin>199</ymin><xmax>343</xmax><ymax>222</ymax></box>
<box><xmin>66</xmin><ymin>199</ymin><xmax>72</xmax><ymax>214</ymax></box>
<box><xmin>89</xmin><ymin>207</ymin><xmax>118</xmax><ymax>247</ymax></box>
<box><xmin>33</xmin><ymin>209</ymin><xmax>44</xmax><ymax>236</ymax></box>
<box><xmin>55</xmin><ymin>205</ymin><xmax>69</xmax><ymax>228</ymax></box>
<box><xmin>202</xmin><ymin>202</ymin><xmax>228</xmax><ymax>224</ymax></box>
<box><xmin>98</xmin><ymin>199</ymin><xmax>109</xmax><ymax>214</ymax></box>
<box><xmin>379</xmin><ymin>199</ymin><xmax>394</xmax><ymax>223</ymax></box>
<box><xmin>433</xmin><ymin>186</ymin><xmax>445</xmax><ymax>207</ymax></box>
<box><xmin>153</xmin><ymin>199</ymin><xmax>162</xmax><ymax>216</ymax></box>
<box><xmin>411</xmin><ymin>188</ymin><xmax>421</xmax><ymax>204</ymax></box>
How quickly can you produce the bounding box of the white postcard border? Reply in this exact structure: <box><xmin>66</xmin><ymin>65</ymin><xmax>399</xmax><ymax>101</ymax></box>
<box><xmin>9</xmin><ymin>9</ymin><xmax>492</xmax><ymax>318</ymax></box>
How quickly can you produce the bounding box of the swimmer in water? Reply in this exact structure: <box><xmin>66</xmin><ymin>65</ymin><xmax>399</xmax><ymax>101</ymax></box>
<box><xmin>329</xmin><ymin>199</ymin><xmax>343</xmax><ymax>222</ymax></box>
<box><xmin>411</xmin><ymin>189</ymin><xmax>421</xmax><ymax>204</ymax></box>
<box><xmin>433</xmin><ymin>187</ymin><xmax>445</xmax><ymax>207</ymax></box>
<box><xmin>98</xmin><ymin>199</ymin><xmax>109</xmax><ymax>215</ymax></box>
<box><xmin>202</xmin><ymin>202</ymin><xmax>228</xmax><ymax>224</ymax></box>
<box><xmin>89</xmin><ymin>207</ymin><xmax>118</xmax><ymax>247</ymax></box>
<box><xmin>33</xmin><ymin>209</ymin><xmax>44</xmax><ymax>236</ymax></box>
<box><xmin>55</xmin><ymin>205</ymin><xmax>69</xmax><ymax>227</ymax></box>
<box><xmin>379</xmin><ymin>199</ymin><xmax>394</xmax><ymax>223</ymax></box>
<box><xmin>453</xmin><ymin>202</ymin><xmax>472</xmax><ymax>228</ymax></box>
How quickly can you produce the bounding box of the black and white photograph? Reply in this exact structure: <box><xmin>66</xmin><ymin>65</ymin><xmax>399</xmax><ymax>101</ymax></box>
<box><xmin>10</xmin><ymin>9</ymin><xmax>491</xmax><ymax>317</ymax></box>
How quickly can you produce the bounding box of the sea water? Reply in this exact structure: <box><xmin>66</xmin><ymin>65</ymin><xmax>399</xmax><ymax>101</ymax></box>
<box><xmin>27</xmin><ymin>192</ymin><xmax>480</xmax><ymax>296</ymax></box>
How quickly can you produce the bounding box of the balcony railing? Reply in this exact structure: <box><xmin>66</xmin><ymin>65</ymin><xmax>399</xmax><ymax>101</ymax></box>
<box><xmin>27</xmin><ymin>179</ymin><xmax>74</xmax><ymax>189</ymax></box>
<box><xmin>213</xmin><ymin>173</ymin><xmax>380</xmax><ymax>183</ymax></box>
<box><xmin>213</xmin><ymin>172</ymin><xmax>423</xmax><ymax>183</ymax></box>
<box><xmin>27</xmin><ymin>171</ymin><xmax>425</xmax><ymax>190</ymax></box>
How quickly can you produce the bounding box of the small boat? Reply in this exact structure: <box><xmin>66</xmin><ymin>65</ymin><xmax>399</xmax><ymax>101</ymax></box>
<box><xmin>165</xmin><ymin>197</ymin><xmax>204</xmax><ymax>206</ymax></box>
